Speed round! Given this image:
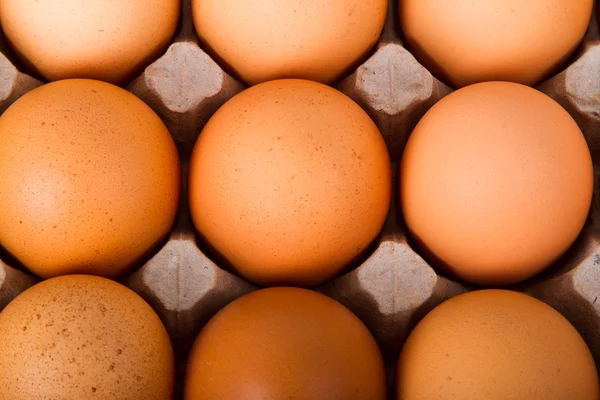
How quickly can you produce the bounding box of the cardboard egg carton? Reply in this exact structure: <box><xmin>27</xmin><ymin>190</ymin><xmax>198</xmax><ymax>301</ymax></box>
<box><xmin>0</xmin><ymin>0</ymin><xmax>599</xmax><ymax>396</ymax></box>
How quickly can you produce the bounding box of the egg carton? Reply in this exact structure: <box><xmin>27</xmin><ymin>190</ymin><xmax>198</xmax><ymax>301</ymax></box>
<box><xmin>0</xmin><ymin>0</ymin><xmax>599</xmax><ymax>397</ymax></box>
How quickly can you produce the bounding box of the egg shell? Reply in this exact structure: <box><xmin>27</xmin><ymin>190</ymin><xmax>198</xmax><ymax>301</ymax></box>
<box><xmin>191</xmin><ymin>0</ymin><xmax>387</xmax><ymax>85</ymax></box>
<box><xmin>0</xmin><ymin>275</ymin><xmax>175</xmax><ymax>399</ymax></box>
<box><xmin>400</xmin><ymin>81</ymin><xmax>594</xmax><ymax>286</ymax></box>
<box><xmin>400</xmin><ymin>0</ymin><xmax>594</xmax><ymax>87</ymax></box>
<box><xmin>184</xmin><ymin>287</ymin><xmax>386</xmax><ymax>400</ymax></box>
<box><xmin>0</xmin><ymin>79</ymin><xmax>181</xmax><ymax>279</ymax></box>
<box><xmin>0</xmin><ymin>0</ymin><xmax>180</xmax><ymax>84</ymax></box>
<box><xmin>188</xmin><ymin>79</ymin><xmax>392</xmax><ymax>288</ymax></box>
<box><xmin>397</xmin><ymin>290</ymin><xmax>600</xmax><ymax>400</ymax></box>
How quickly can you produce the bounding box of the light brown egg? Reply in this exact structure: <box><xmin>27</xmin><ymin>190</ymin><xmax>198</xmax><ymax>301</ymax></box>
<box><xmin>0</xmin><ymin>79</ymin><xmax>181</xmax><ymax>279</ymax></box>
<box><xmin>185</xmin><ymin>287</ymin><xmax>386</xmax><ymax>400</ymax></box>
<box><xmin>0</xmin><ymin>275</ymin><xmax>175</xmax><ymax>399</ymax></box>
<box><xmin>191</xmin><ymin>0</ymin><xmax>387</xmax><ymax>85</ymax></box>
<box><xmin>400</xmin><ymin>0</ymin><xmax>593</xmax><ymax>88</ymax></box>
<box><xmin>0</xmin><ymin>0</ymin><xmax>180</xmax><ymax>84</ymax></box>
<box><xmin>188</xmin><ymin>79</ymin><xmax>391</xmax><ymax>287</ymax></box>
<box><xmin>397</xmin><ymin>290</ymin><xmax>600</xmax><ymax>400</ymax></box>
<box><xmin>400</xmin><ymin>82</ymin><xmax>593</xmax><ymax>286</ymax></box>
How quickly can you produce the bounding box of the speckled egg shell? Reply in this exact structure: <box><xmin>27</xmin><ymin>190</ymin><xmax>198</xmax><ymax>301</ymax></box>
<box><xmin>188</xmin><ymin>79</ymin><xmax>392</xmax><ymax>287</ymax></box>
<box><xmin>185</xmin><ymin>287</ymin><xmax>386</xmax><ymax>400</ymax></box>
<box><xmin>397</xmin><ymin>290</ymin><xmax>600</xmax><ymax>399</ymax></box>
<box><xmin>0</xmin><ymin>275</ymin><xmax>175</xmax><ymax>399</ymax></box>
<box><xmin>0</xmin><ymin>79</ymin><xmax>181</xmax><ymax>279</ymax></box>
<box><xmin>192</xmin><ymin>0</ymin><xmax>387</xmax><ymax>85</ymax></box>
<box><xmin>0</xmin><ymin>0</ymin><xmax>180</xmax><ymax>84</ymax></box>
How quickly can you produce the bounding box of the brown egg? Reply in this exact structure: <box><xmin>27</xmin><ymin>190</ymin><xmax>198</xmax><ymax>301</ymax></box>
<box><xmin>191</xmin><ymin>0</ymin><xmax>387</xmax><ymax>85</ymax></box>
<box><xmin>400</xmin><ymin>0</ymin><xmax>593</xmax><ymax>87</ymax></box>
<box><xmin>397</xmin><ymin>290</ymin><xmax>599</xmax><ymax>399</ymax></box>
<box><xmin>188</xmin><ymin>79</ymin><xmax>391</xmax><ymax>287</ymax></box>
<box><xmin>0</xmin><ymin>79</ymin><xmax>181</xmax><ymax>279</ymax></box>
<box><xmin>0</xmin><ymin>275</ymin><xmax>175</xmax><ymax>399</ymax></box>
<box><xmin>400</xmin><ymin>82</ymin><xmax>593</xmax><ymax>286</ymax></box>
<box><xmin>184</xmin><ymin>287</ymin><xmax>386</xmax><ymax>400</ymax></box>
<box><xmin>0</xmin><ymin>0</ymin><xmax>180</xmax><ymax>84</ymax></box>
